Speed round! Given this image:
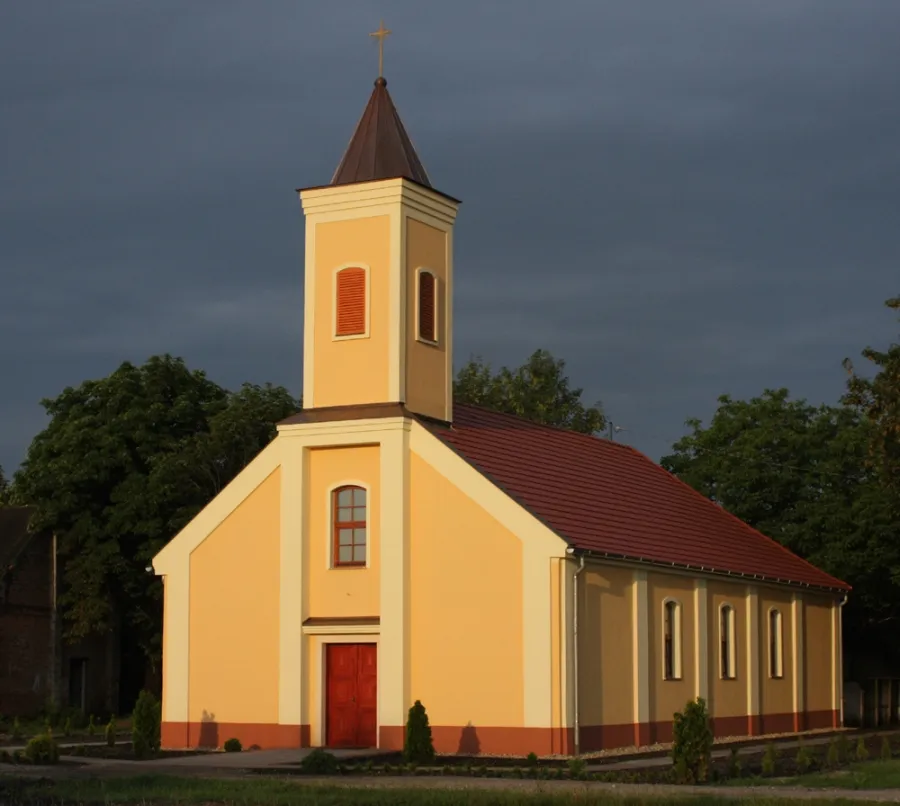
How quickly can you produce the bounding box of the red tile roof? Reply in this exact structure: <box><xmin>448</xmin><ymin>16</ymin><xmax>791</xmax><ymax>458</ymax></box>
<box><xmin>428</xmin><ymin>404</ymin><xmax>849</xmax><ymax>593</ymax></box>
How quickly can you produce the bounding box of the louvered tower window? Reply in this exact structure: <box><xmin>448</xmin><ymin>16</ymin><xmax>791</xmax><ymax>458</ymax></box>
<box><xmin>418</xmin><ymin>270</ymin><xmax>437</xmax><ymax>343</ymax></box>
<box><xmin>335</xmin><ymin>267</ymin><xmax>367</xmax><ymax>337</ymax></box>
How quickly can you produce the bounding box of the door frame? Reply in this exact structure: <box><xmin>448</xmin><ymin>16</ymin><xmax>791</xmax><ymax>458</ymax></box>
<box><xmin>312</xmin><ymin>635</ymin><xmax>380</xmax><ymax>748</ymax></box>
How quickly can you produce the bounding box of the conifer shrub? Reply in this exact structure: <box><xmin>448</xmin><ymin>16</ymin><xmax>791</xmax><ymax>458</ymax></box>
<box><xmin>671</xmin><ymin>696</ymin><xmax>713</xmax><ymax>783</ymax></box>
<box><xmin>87</xmin><ymin>715</ymin><xmax>96</xmax><ymax>736</ymax></box>
<box><xmin>795</xmin><ymin>740</ymin><xmax>813</xmax><ymax>774</ymax></box>
<box><xmin>300</xmin><ymin>747</ymin><xmax>339</xmax><ymax>774</ymax></box>
<box><xmin>403</xmin><ymin>700</ymin><xmax>435</xmax><ymax>764</ymax></box>
<box><xmin>568</xmin><ymin>757</ymin><xmax>586</xmax><ymax>777</ymax></box>
<box><xmin>24</xmin><ymin>734</ymin><xmax>59</xmax><ymax>765</ymax></box>
<box><xmin>881</xmin><ymin>736</ymin><xmax>893</xmax><ymax>761</ymax></box>
<box><xmin>837</xmin><ymin>732</ymin><xmax>850</xmax><ymax>763</ymax></box>
<box><xmin>726</xmin><ymin>746</ymin><xmax>742</xmax><ymax>778</ymax></box>
<box><xmin>63</xmin><ymin>717</ymin><xmax>72</xmax><ymax>738</ymax></box>
<box><xmin>11</xmin><ymin>717</ymin><xmax>22</xmax><ymax>740</ymax></box>
<box><xmin>105</xmin><ymin>716</ymin><xmax>116</xmax><ymax>747</ymax></box>
<box><xmin>855</xmin><ymin>736</ymin><xmax>869</xmax><ymax>762</ymax></box>
<box><xmin>526</xmin><ymin>751</ymin><xmax>539</xmax><ymax>767</ymax></box>
<box><xmin>223</xmin><ymin>738</ymin><xmax>242</xmax><ymax>753</ymax></box>
<box><xmin>826</xmin><ymin>738</ymin><xmax>839</xmax><ymax>768</ymax></box>
<box><xmin>131</xmin><ymin>691</ymin><xmax>161</xmax><ymax>759</ymax></box>
<box><xmin>761</xmin><ymin>743</ymin><xmax>778</xmax><ymax>776</ymax></box>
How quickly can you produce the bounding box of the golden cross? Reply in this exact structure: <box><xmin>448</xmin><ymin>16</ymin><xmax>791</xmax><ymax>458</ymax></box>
<box><xmin>369</xmin><ymin>20</ymin><xmax>391</xmax><ymax>77</ymax></box>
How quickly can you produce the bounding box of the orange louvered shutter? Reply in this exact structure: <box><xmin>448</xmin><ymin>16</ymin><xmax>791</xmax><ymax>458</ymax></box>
<box><xmin>418</xmin><ymin>271</ymin><xmax>436</xmax><ymax>342</ymax></box>
<box><xmin>335</xmin><ymin>268</ymin><xmax>366</xmax><ymax>336</ymax></box>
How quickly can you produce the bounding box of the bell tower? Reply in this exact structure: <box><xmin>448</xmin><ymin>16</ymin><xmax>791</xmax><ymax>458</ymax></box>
<box><xmin>298</xmin><ymin>72</ymin><xmax>460</xmax><ymax>423</ymax></box>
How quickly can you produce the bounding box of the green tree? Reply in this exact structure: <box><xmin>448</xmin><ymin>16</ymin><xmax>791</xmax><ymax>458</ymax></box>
<box><xmin>843</xmin><ymin>295</ymin><xmax>900</xmax><ymax>500</ymax></box>
<box><xmin>12</xmin><ymin>355</ymin><xmax>299</xmax><ymax>670</ymax></box>
<box><xmin>454</xmin><ymin>349</ymin><xmax>605</xmax><ymax>434</ymax></box>
<box><xmin>0</xmin><ymin>465</ymin><xmax>9</xmax><ymax>505</ymax></box>
<box><xmin>660</xmin><ymin>389</ymin><xmax>900</xmax><ymax>637</ymax></box>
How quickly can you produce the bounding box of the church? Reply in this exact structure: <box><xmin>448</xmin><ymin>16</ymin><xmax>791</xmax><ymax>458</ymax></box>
<box><xmin>152</xmin><ymin>63</ymin><xmax>849</xmax><ymax>756</ymax></box>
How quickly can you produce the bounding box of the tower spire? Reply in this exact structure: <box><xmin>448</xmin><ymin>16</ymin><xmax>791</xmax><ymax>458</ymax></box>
<box><xmin>369</xmin><ymin>20</ymin><xmax>391</xmax><ymax>78</ymax></box>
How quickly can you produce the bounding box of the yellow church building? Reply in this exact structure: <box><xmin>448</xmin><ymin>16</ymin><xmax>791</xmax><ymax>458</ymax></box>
<box><xmin>152</xmin><ymin>71</ymin><xmax>849</xmax><ymax>757</ymax></box>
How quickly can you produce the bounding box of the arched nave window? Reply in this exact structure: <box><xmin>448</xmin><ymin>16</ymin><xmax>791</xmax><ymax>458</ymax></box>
<box><xmin>417</xmin><ymin>269</ymin><xmax>438</xmax><ymax>344</ymax></box>
<box><xmin>332</xmin><ymin>485</ymin><xmax>367</xmax><ymax>567</ymax></box>
<box><xmin>719</xmin><ymin>603</ymin><xmax>736</xmax><ymax>679</ymax></box>
<box><xmin>663</xmin><ymin>599</ymin><xmax>682</xmax><ymax>680</ymax></box>
<box><xmin>769</xmin><ymin>608</ymin><xmax>784</xmax><ymax>679</ymax></box>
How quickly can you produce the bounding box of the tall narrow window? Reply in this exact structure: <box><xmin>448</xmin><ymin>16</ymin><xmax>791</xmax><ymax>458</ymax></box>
<box><xmin>720</xmin><ymin>604</ymin><xmax>736</xmax><ymax>679</ymax></box>
<box><xmin>332</xmin><ymin>486</ymin><xmax>367</xmax><ymax>567</ymax></box>
<box><xmin>769</xmin><ymin>608</ymin><xmax>784</xmax><ymax>679</ymax></box>
<box><xmin>663</xmin><ymin>600</ymin><xmax>681</xmax><ymax>680</ymax></box>
<box><xmin>335</xmin><ymin>267</ymin><xmax>367</xmax><ymax>337</ymax></box>
<box><xmin>417</xmin><ymin>270</ymin><xmax>437</xmax><ymax>343</ymax></box>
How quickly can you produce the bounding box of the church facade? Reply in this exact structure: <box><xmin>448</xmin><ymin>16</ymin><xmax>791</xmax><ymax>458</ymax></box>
<box><xmin>152</xmin><ymin>74</ymin><xmax>848</xmax><ymax>756</ymax></box>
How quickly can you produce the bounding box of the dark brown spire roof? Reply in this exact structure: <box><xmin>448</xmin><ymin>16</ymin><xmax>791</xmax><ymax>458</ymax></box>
<box><xmin>331</xmin><ymin>77</ymin><xmax>431</xmax><ymax>188</ymax></box>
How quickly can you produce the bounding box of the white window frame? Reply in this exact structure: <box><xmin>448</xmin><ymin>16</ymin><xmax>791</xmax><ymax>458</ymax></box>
<box><xmin>662</xmin><ymin>598</ymin><xmax>683</xmax><ymax>681</ymax></box>
<box><xmin>332</xmin><ymin>263</ymin><xmax>371</xmax><ymax>341</ymax></box>
<box><xmin>414</xmin><ymin>267</ymin><xmax>439</xmax><ymax>346</ymax></box>
<box><xmin>719</xmin><ymin>602</ymin><xmax>737</xmax><ymax>680</ymax></box>
<box><xmin>768</xmin><ymin>607</ymin><xmax>784</xmax><ymax>679</ymax></box>
<box><xmin>326</xmin><ymin>480</ymin><xmax>372</xmax><ymax>569</ymax></box>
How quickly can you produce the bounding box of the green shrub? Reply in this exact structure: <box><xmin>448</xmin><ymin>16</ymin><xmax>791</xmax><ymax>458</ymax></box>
<box><xmin>223</xmin><ymin>737</ymin><xmax>242</xmax><ymax>753</ymax></box>
<box><xmin>11</xmin><ymin>717</ymin><xmax>22</xmax><ymax>740</ymax></box>
<box><xmin>63</xmin><ymin>717</ymin><xmax>72</xmax><ymax>738</ymax></box>
<box><xmin>881</xmin><ymin>736</ymin><xmax>893</xmax><ymax>761</ymax></box>
<box><xmin>300</xmin><ymin>747</ymin><xmax>339</xmax><ymax>774</ymax></box>
<box><xmin>0</xmin><ymin>749</ymin><xmax>10</xmax><ymax>764</ymax></box>
<box><xmin>796</xmin><ymin>741</ymin><xmax>813</xmax><ymax>774</ymax></box>
<box><xmin>526</xmin><ymin>751</ymin><xmax>538</xmax><ymax>767</ymax></box>
<box><xmin>726</xmin><ymin>746</ymin><xmax>742</xmax><ymax>778</ymax></box>
<box><xmin>671</xmin><ymin>696</ymin><xmax>713</xmax><ymax>783</ymax></box>
<box><xmin>826</xmin><ymin>738</ymin><xmax>839</xmax><ymax>768</ymax></box>
<box><xmin>567</xmin><ymin>757</ymin><xmax>586</xmax><ymax>777</ymax></box>
<box><xmin>105</xmin><ymin>716</ymin><xmax>116</xmax><ymax>747</ymax></box>
<box><xmin>403</xmin><ymin>700</ymin><xmax>435</xmax><ymax>764</ymax></box>
<box><xmin>855</xmin><ymin>736</ymin><xmax>869</xmax><ymax>762</ymax></box>
<box><xmin>24</xmin><ymin>734</ymin><xmax>59</xmax><ymax>765</ymax></box>
<box><xmin>761</xmin><ymin>743</ymin><xmax>778</xmax><ymax>776</ymax></box>
<box><xmin>131</xmin><ymin>690</ymin><xmax>161</xmax><ymax>759</ymax></box>
<box><xmin>837</xmin><ymin>732</ymin><xmax>850</xmax><ymax>762</ymax></box>
<box><xmin>87</xmin><ymin>715</ymin><xmax>96</xmax><ymax>736</ymax></box>
<box><xmin>44</xmin><ymin>720</ymin><xmax>53</xmax><ymax>738</ymax></box>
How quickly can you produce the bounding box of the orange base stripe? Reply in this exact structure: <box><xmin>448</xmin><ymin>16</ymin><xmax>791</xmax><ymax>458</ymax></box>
<box><xmin>161</xmin><ymin>722</ymin><xmax>310</xmax><ymax>750</ymax></box>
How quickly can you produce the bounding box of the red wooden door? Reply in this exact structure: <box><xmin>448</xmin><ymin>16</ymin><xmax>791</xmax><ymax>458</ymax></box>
<box><xmin>326</xmin><ymin>643</ymin><xmax>377</xmax><ymax>747</ymax></box>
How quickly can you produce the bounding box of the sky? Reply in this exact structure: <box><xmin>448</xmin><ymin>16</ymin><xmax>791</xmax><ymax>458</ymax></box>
<box><xmin>1</xmin><ymin>0</ymin><xmax>899</xmax><ymax>474</ymax></box>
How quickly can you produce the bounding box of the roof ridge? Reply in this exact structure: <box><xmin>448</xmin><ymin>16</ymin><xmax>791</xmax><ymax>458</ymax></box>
<box><xmin>616</xmin><ymin>443</ymin><xmax>850</xmax><ymax>590</ymax></box>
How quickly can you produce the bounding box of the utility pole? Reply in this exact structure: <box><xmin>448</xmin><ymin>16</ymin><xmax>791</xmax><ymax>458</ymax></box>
<box><xmin>608</xmin><ymin>422</ymin><xmax>626</xmax><ymax>441</ymax></box>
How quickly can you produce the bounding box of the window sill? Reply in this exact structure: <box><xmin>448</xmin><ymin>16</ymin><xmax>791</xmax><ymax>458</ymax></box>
<box><xmin>333</xmin><ymin>332</ymin><xmax>370</xmax><ymax>342</ymax></box>
<box><xmin>331</xmin><ymin>563</ymin><xmax>368</xmax><ymax>570</ymax></box>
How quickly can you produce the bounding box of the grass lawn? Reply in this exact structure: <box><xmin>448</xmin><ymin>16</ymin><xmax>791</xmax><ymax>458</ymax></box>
<box><xmin>734</xmin><ymin>758</ymin><xmax>900</xmax><ymax>790</ymax></box>
<box><xmin>0</xmin><ymin>775</ymin><xmax>884</xmax><ymax>805</ymax></box>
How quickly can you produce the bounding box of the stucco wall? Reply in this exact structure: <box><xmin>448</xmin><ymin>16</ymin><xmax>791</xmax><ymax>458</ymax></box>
<box><xmin>647</xmin><ymin>573</ymin><xmax>696</xmax><ymax>724</ymax></box>
<box><xmin>311</xmin><ymin>215</ymin><xmax>390</xmax><ymax>408</ymax></box>
<box><xmin>804</xmin><ymin>596</ymin><xmax>834</xmax><ymax>713</ymax></box>
<box><xmin>578</xmin><ymin>565</ymin><xmax>634</xmax><ymax>728</ymax></box>
<box><xmin>405</xmin><ymin>217</ymin><xmax>449</xmax><ymax>421</ymax></box>
<box><xmin>707</xmin><ymin>581</ymin><xmax>747</xmax><ymax>719</ymax></box>
<box><xmin>187</xmin><ymin>468</ymin><xmax>281</xmax><ymax>725</ymax></box>
<box><xmin>758</xmin><ymin>590</ymin><xmax>794</xmax><ymax>717</ymax></box>
<box><xmin>409</xmin><ymin>451</ymin><xmax>524</xmax><ymax>734</ymax></box>
<box><xmin>305</xmin><ymin>445</ymin><xmax>381</xmax><ymax>619</ymax></box>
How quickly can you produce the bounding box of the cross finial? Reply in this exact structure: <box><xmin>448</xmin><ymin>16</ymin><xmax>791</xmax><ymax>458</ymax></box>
<box><xmin>369</xmin><ymin>20</ymin><xmax>391</xmax><ymax>78</ymax></box>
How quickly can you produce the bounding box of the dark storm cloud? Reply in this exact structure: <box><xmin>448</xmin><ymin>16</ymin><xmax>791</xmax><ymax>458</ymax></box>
<box><xmin>2</xmin><ymin>0</ymin><xmax>899</xmax><ymax>471</ymax></box>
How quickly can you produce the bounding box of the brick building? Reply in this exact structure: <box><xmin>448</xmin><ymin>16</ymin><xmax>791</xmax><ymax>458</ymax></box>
<box><xmin>0</xmin><ymin>506</ymin><xmax>116</xmax><ymax>718</ymax></box>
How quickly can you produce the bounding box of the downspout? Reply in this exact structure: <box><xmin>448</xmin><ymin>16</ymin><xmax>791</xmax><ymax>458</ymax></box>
<box><xmin>838</xmin><ymin>593</ymin><xmax>848</xmax><ymax>727</ymax></box>
<box><xmin>572</xmin><ymin>552</ymin><xmax>586</xmax><ymax>756</ymax></box>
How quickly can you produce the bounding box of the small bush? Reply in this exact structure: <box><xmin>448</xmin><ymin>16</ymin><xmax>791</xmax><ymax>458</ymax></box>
<box><xmin>726</xmin><ymin>746</ymin><xmax>742</xmax><ymax>778</ymax></box>
<box><xmin>44</xmin><ymin>720</ymin><xmax>53</xmax><ymax>738</ymax></box>
<box><xmin>837</xmin><ymin>732</ymin><xmax>850</xmax><ymax>763</ymax></box>
<box><xmin>881</xmin><ymin>736</ymin><xmax>893</xmax><ymax>761</ymax></box>
<box><xmin>11</xmin><ymin>717</ymin><xmax>22</xmax><ymax>740</ymax></box>
<box><xmin>87</xmin><ymin>715</ymin><xmax>96</xmax><ymax>736</ymax></box>
<box><xmin>63</xmin><ymin>717</ymin><xmax>72</xmax><ymax>738</ymax></box>
<box><xmin>24</xmin><ymin>734</ymin><xmax>59</xmax><ymax>765</ymax></box>
<box><xmin>300</xmin><ymin>747</ymin><xmax>339</xmax><ymax>774</ymax></box>
<box><xmin>403</xmin><ymin>700</ymin><xmax>435</xmax><ymax>765</ymax></box>
<box><xmin>796</xmin><ymin>741</ymin><xmax>813</xmax><ymax>774</ymax></box>
<box><xmin>568</xmin><ymin>757</ymin><xmax>586</xmax><ymax>777</ymax></box>
<box><xmin>105</xmin><ymin>716</ymin><xmax>116</xmax><ymax>747</ymax></box>
<box><xmin>826</xmin><ymin>738</ymin><xmax>839</xmax><ymax>768</ymax></box>
<box><xmin>526</xmin><ymin>751</ymin><xmax>539</xmax><ymax>767</ymax></box>
<box><xmin>761</xmin><ymin>743</ymin><xmax>778</xmax><ymax>777</ymax></box>
<box><xmin>855</xmin><ymin>736</ymin><xmax>869</xmax><ymax>762</ymax></box>
<box><xmin>223</xmin><ymin>737</ymin><xmax>242</xmax><ymax>753</ymax></box>
<box><xmin>0</xmin><ymin>749</ymin><xmax>10</xmax><ymax>763</ymax></box>
<box><xmin>671</xmin><ymin>696</ymin><xmax>713</xmax><ymax>783</ymax></box>
<box><xmin>131</xmin><ymin>690</ymin><xmax>161</xmax><ymax>759</ymax></box>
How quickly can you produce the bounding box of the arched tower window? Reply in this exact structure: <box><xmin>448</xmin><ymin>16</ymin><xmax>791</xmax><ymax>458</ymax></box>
<box><xmin>720</xmin><ymin>603</ymin><xmax>736</xmax><ymax>679</ymax></box>
<box><xmin>417</xmin><ymin>269</ymin><xmax>437</xmax><ymax>343</ymax></box>
<box><xmin>663</xmin><ymin>599</ymin><xmax>682</xmax><ymax>680</ymax></box>
<box><xmin>769</xmin><ymin>608</ymin><xmax>784</xmax><ymax>679</ymax></box>
<box><xmin>335</xmin><ymin>266</ymin><xmax>367</xmax><ymax>338</ymax></box>
<box><xmin>332</xmin><ymin>485</ymin><xmax>367</xmax><ymax>566</ymax></box>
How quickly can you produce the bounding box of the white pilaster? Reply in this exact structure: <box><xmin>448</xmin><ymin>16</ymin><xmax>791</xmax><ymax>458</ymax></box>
<box><xmin>632</xmin><ymin>570</ymin><xmax>650</xmax><ymax>733</ymax></box>
<box><xmin>694</xmin><ymin>578</ymin><xmax>708</xmax><ymax>701</ymax></box>
<box><xmin>746</xmin><ymin>586</ymin><xmax>760</xmax><ymax>727</ymax></box>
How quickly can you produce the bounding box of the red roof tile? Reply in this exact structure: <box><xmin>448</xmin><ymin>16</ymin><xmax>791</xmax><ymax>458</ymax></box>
<box><xmin>428</xmin><ymin>405</ymin><xmax>849</xmax><ymax>593</ymax></box>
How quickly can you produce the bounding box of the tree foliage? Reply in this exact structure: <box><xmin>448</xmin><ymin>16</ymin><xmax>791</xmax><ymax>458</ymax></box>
<box><xmin>661</xmin><ymin>388</ymin><xmax>900</xmax><ymax>636</ymax></box>
<box><xmin>454</xmin><ymin>349</ymin><xmax>606</xmax><ymax>434</ymax></box>
<box><xmin>0</xmin><ymin>465</ymin><xmax>9</xmax><ymax>505</ymax></box>
<box><xmin>12</xmin><ymin>355</ymin><xmax>299</xmax><ymax>666</ymax></box>
<box><xmin>843</xmin><ymin>295</ymin><xmax>900</xmax><ymax>500</ymax></box>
